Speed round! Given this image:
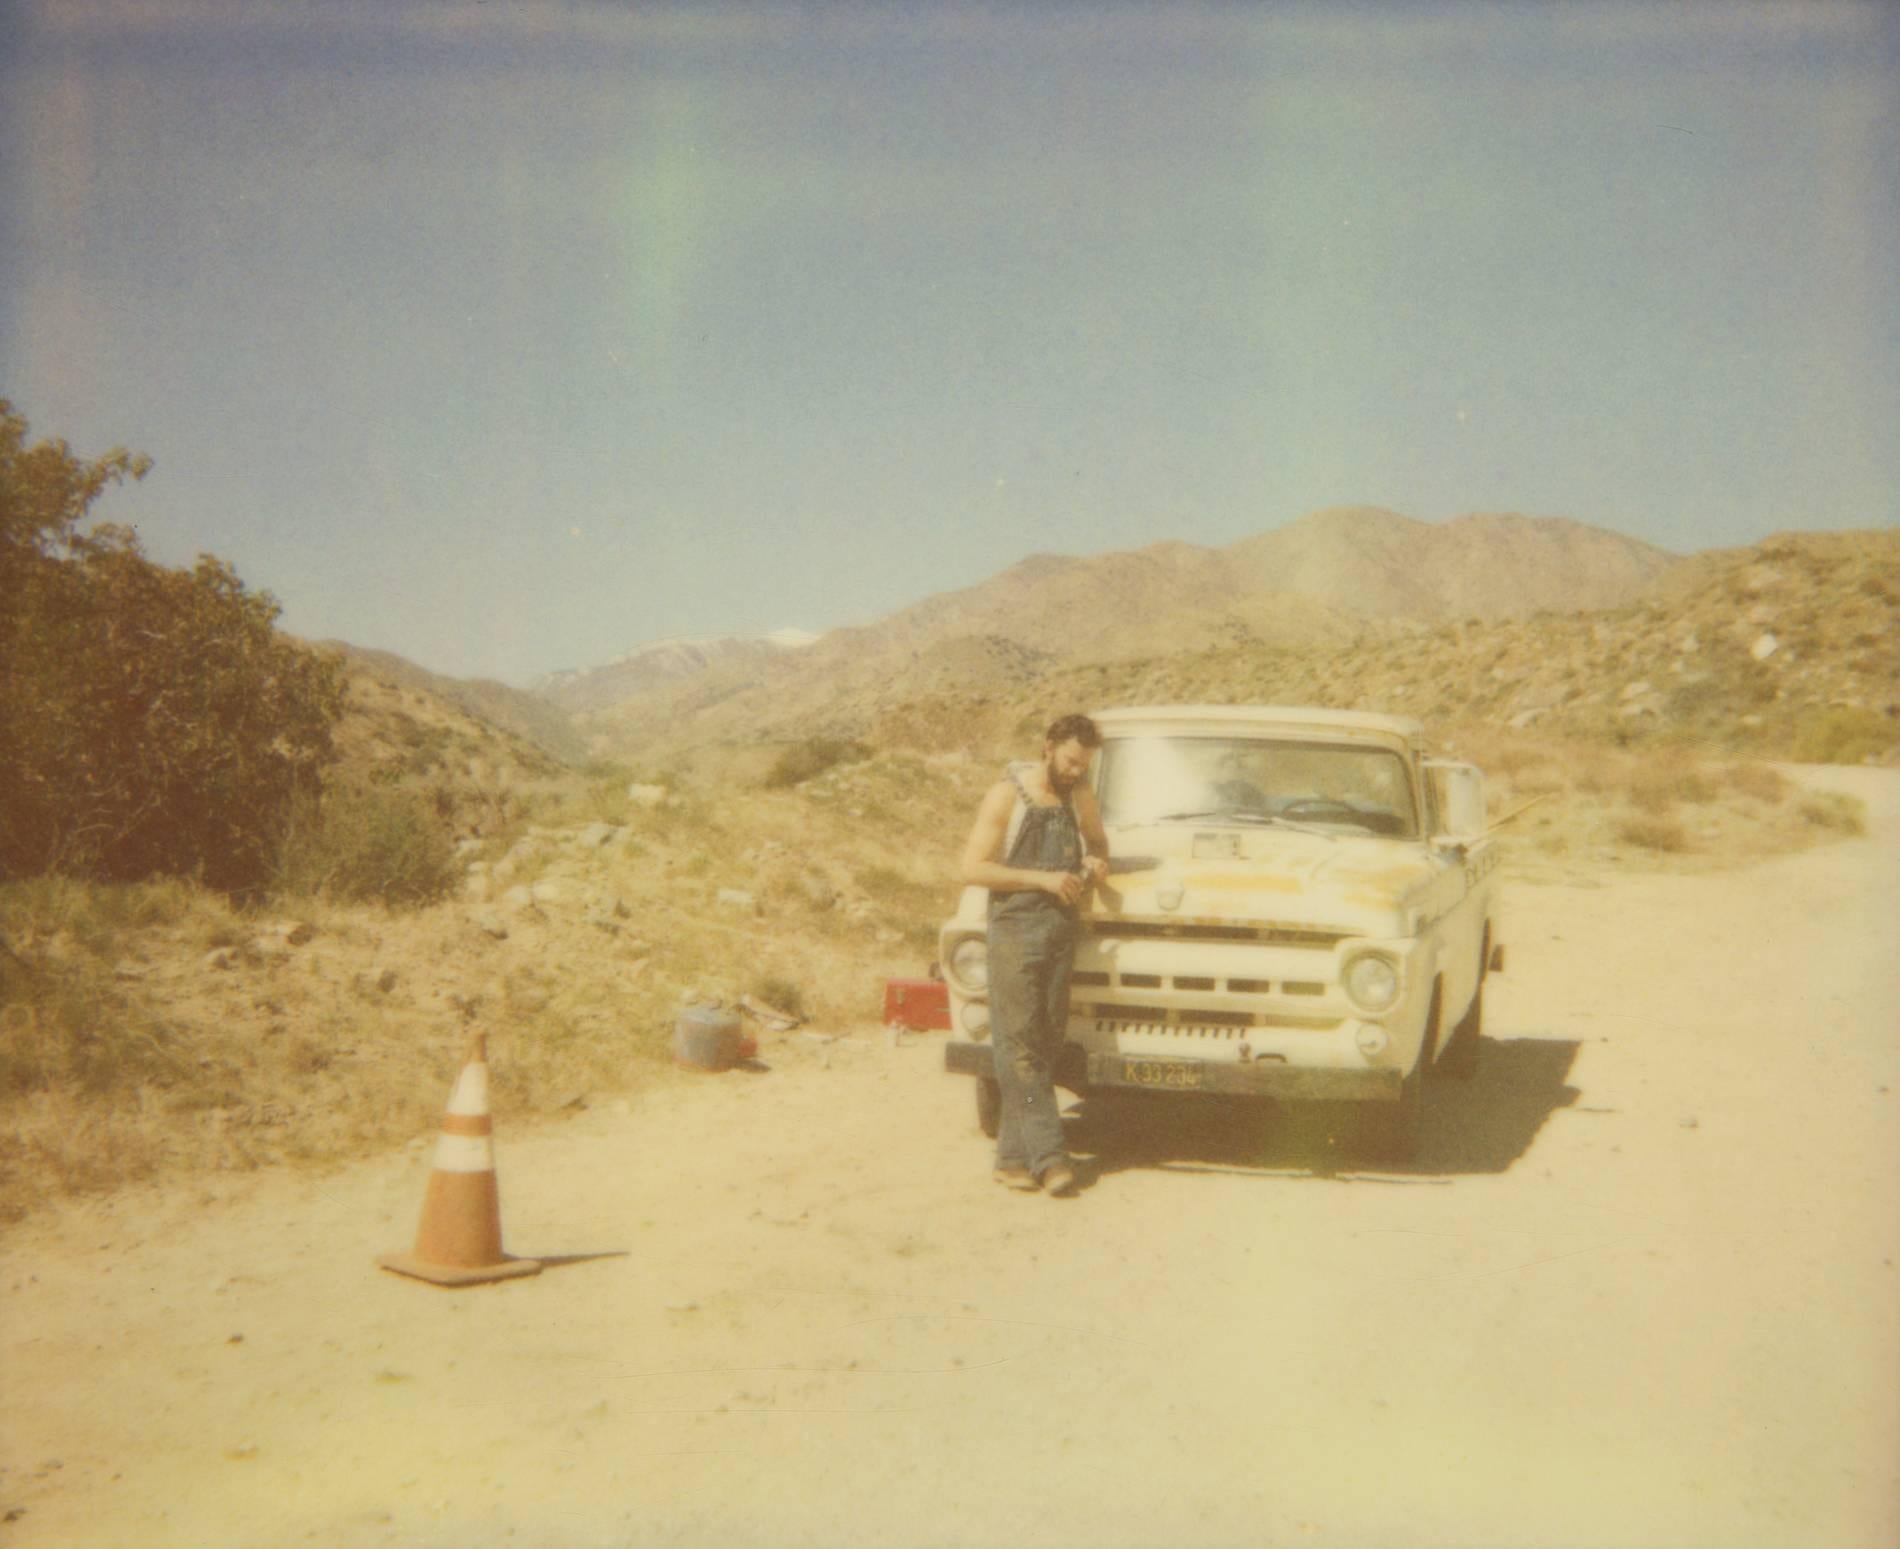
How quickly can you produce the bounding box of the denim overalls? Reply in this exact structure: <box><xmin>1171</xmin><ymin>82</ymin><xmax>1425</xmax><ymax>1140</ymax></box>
<box><xmin>988</xmin><ymin>764</ymin><xmax>1084</xmax><ymax>1176</ymax></box>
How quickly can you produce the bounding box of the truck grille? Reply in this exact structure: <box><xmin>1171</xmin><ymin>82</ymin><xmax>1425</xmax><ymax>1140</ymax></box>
<box><xmin>1081</xmin><ymin>1002</ymin><xmax>1339</xmax><ymax>1033</ymax></box>
<box><xmin>1074</xmin><ymin>924</ymin><xmax>1346</xmax><ymax>1036</ymax></box>
<box><xmin>1088</xmin><ymin>921</ymin><xmax>1352</xmax><ymax>948</ymax></box>
<box><xmin>1073</xmin><ymin>972</ymin><xmax>1328</xmax><ymax>996</ymax></box>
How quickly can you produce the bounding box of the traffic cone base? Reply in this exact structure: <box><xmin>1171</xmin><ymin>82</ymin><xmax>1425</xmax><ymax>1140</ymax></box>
<box><xmin>376</xmin><ymin>1251</ymin><xmax>541</xmax><ymax>1287</ymax></box>
<box><xmin>379</xmin><ymin>1033</ymin><xmax>540</xmax><ymax>1288</ymax></box>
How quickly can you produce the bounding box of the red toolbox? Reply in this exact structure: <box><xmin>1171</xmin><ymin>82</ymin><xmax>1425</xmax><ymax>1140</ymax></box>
<box><xmin>883</xmin><ymin>977</ymin><xmax>950</xmax><ymax>1031</ymax></box>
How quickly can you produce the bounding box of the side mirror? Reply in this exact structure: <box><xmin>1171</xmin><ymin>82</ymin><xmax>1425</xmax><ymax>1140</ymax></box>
<box><xmin>1423</xmin><ymin>760</ymin><xmax>1486</xmax><ymax>843</ymax></box>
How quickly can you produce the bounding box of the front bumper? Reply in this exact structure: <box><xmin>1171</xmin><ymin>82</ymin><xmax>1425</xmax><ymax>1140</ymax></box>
<box><xmin>943</xmin><ymin>1040</ymin><xmax>1403</xmax><ymax>1103</ymax></box>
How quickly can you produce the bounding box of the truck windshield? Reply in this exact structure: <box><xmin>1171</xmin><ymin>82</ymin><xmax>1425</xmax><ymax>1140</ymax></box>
<box><xmin>1095</xmin><ymin>736</ymin><xmax>1419</xmax><ymax>839</ymax></box>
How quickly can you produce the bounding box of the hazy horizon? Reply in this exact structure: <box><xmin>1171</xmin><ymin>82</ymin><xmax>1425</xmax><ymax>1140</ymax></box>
<box><xmin>5</xmin><ymin>1</ymin><xmax>1895</xmax><ymax>685</ymax></box>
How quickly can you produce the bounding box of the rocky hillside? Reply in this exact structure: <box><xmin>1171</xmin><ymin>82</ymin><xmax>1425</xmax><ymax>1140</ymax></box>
<box><xmin>571</xmin><ymin>508</ymin><xmax>1671</xmax><ymax>756</ymax></box>
<box><xmin>325</xmin><ymin>651</ymin><xmax>572</xmax><ymax>786</ymax></box>
<box><xmin>859</xmin><ymin>530</ymin><xmax>1899</xmax><ymax>764</ymax></box>
<box><xmin>1226</xmin><ymin>507</ymin><xmax>1675</xmax><ymax>618</ymax></box>
<box><xmin>322</xmin><ymin>642</ymin><xmax>586</xmax><ymax>765</ymax></box>
<box><xmin>536</xmin><ymin>629</ymin><xmax>821</xmax><ymax>715</ymax></box>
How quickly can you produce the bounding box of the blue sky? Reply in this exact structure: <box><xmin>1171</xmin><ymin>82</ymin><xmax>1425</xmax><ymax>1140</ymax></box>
<box><xmin>4</xmin><ymin>1</ymin><xmax>1895</xmax><ymax>683</ymax></box>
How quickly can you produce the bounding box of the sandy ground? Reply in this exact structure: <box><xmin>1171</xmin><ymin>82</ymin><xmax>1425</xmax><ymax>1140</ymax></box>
<box><xmin>3</xmin><ymin>766</ymin><xmax>1896</xmax><ymax>1549</ymax></box>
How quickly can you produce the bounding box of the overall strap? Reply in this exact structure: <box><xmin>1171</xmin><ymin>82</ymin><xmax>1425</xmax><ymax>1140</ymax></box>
<box><xmin>1002</xmin><ymin>762</ymin><xmax>1036</xmax><ymax>865</ymax></box>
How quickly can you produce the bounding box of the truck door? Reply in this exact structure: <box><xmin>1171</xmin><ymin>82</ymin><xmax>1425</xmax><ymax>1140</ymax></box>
<box><xmin>1422</xmin><ymin>760</ymin><xmax>1491</xmax><ymax>1034</ymax></box>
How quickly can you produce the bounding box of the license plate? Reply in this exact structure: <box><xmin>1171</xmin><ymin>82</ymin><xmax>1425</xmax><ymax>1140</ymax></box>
<box><xmin>1122</xmin><ymin>1058</ymin><xmax>1206</xmax><ymax>1091</ymax></box>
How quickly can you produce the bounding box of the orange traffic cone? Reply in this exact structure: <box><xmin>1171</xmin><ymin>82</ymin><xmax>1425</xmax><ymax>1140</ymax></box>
<box><xmin>378</xmin><ymin>1032</ymin><xmax>541</xmax><ymax>1287</ymax></box>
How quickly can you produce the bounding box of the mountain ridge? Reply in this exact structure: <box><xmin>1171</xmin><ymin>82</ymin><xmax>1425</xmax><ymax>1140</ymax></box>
<box><xmin>562</xmin><ymin>506</ymin><xmax>1678</xmax><ymax>753</ymax></box>
<box><xmin>316</xmin><ymin>512</ymin><xmax>1894</xmax><ymax>772</ymax></box>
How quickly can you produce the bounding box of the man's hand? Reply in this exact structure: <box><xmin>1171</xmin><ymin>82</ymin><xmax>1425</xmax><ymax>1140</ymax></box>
<box><xmin>1041</xmin><ymin>870</ymin><xmax>1085</xmax><ymax>906</ymax></box>
<box><xmin>1081</xmin><ymin>855</ymin><xmax>1110</xmax><ymax>888</ymax></box>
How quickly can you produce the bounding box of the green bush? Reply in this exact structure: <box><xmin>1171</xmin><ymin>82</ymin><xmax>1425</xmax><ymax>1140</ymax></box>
<box><xmin>274</xmin><ymin>782</ymin><xmax>461</xmax><ymax>908</ymax></box>
<box><xmin>0</xmin><ymin>401</ymin><xmax>344</xmax><ymax>894</ymax></box>
<box><xmin>763</xmin><ymin>737</ymin><xmax>870</xmax><ymax>789</ymax></box>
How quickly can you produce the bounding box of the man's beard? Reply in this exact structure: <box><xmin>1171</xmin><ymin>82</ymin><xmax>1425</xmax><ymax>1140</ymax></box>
<box><xmin>1045</xmin><ymin>756</ymin><xmax>1077</xmax><ymax>794</ymax></box>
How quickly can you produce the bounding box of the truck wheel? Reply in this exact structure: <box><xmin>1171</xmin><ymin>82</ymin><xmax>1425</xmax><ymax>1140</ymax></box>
<box><xmin>1362</xmin><ymin>988</ymin><xmax>1438</xmax><ymax>1164</ymax></box>
<box><xmin>975</xmin><ymin>1077</ymin><xmax>1001</xmax><ymax>1139</ymax></box>
<box><xmin>1362</xmin><ymin>1063</ymin><xmax>1424</xmax><ymax>1164</ymax></box>
<box><xmin>1439</xmin><ymin>982</ymin><xmax>1482</xmax><ymax>1080</ymax></box>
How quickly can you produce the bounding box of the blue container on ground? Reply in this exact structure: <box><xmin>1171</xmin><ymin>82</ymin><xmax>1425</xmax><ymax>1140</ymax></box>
<box><xmin>674</xmin><ymin>1005</ymin><xmax>744</xmax><ymax>1071</ymax></box>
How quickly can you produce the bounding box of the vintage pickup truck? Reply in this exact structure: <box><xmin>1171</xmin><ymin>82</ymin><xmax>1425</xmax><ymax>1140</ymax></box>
<box><xmin>940</xmin><ymin>705</ymin><xmax>1503</xmax><ymax>1161</ymax></box>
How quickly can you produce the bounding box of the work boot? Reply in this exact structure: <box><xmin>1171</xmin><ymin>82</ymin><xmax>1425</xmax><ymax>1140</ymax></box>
<box><xmin>1038</xmin><ymin>1158</ymin><xmax>1077</xmax><ymax>1196</ymax></box>
<box><xmin>992</xmin><ymin>1165</ymin><xmax>1039</xmax><ymax>1191</ymax></box>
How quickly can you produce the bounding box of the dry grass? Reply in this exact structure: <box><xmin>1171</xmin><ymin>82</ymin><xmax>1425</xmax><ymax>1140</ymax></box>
<box><xmin>1786</xmin><ymin>707</ymin><xmax>1896</xmax><ymax>766</ymax></box>
<box><xmin>1727</xmin><ymin>762</ymin><xmax>1791</xmax><ymax>803</ymax></box>
<box><xmin>0</xmin><ymin>749</ymin><xmax>987</xmax><ymax>1220</ymax></box>
<box><xmin>1435</xmin><ymin>724</ymin><xmax>1869</xmax><ymax>876</ymax></box>
<box><xmin>1614</xmin><ymin>816</ymin><xmax>1691</xmax><ymax>852</ymax></box>
<box><xmin>1796</xmin><ymin>793</ymin><xmax>1866</xmax><ymax>835</ymax></box>
<box><xmin>0</xmin><ymin>732</ymin><xmax>1871</xmax><ymax>1222</ymax></box>
<box><xmin>1625</xmin><ymin>753</ymin><xmax>1718</xmax><ymax>814</ymax></box>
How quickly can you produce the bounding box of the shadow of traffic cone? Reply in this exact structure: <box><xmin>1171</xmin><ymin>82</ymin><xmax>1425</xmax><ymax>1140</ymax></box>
<box><xmin>378</xmin><ymin>1032</ymin><xmax>541</xmax><ymax>1287</ymax></box>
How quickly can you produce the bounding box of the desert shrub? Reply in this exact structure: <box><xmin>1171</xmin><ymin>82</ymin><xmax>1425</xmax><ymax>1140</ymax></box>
<box><xmin>749</xmin><ymin>974</ymin><xmax>807</xmax><ymax>1019</ymax></box>
<box><xmin>1627</xmin><ymin>757</ymin><xmax>1717</xmax><ymax>813</ymax></box>
<box><xmin>855</xmin><ymin>862</ymin><xmax>953</xmax><ymax>955</ymax></box>
<box><xmin>77</xmin><ymin>876</ymin><xmax>202</xmax><ymax>936</ymax></box>
<box><xmin>1786</xmin><ymin>708</ymin><xmax>1895</xmax><ymax>766</ymax></box>
<box><xmin>581</xmin><ymin>775</ymin><xmax>638</xmax><ymax>825</ymax></box>
<box><xmin>274</xmin><ymin>782</ymin><xmax>460</xmax><ymax>907</ymax></box>
<box><xmin>764</xmin><ymin>737</ymin><xmax>870</xmax><ymax>789</ymax></box>
<box><xmin>392</xmin><ymin>714</ymin><xmax>458</xmax><ymax>776</ymax></box>
<box><xmin>0</xmin><ymin>874</ymin><xmax>201</xmax><ymax>961</ymax></box>
<box><xmin>1674</xmin><ymin>770</ymin><xmax>1717</xmax><ymax>804</ymax></box>
<box><xmin>1510</xmin><ymin>763</ymin><xmax>1568</xmax><ymax>796</ymax></box>
<box><xmin>1627</xmin><ymin>779</ymin><xmax>1675</xmax><ymax>815</ymax></box>
<box><xmin>1796</xmin><ymin>794</ymin><xmax>1866</xmax><ymax>836</ymax></box>
<box><xmin>529</xmin><ymin>768</ymin><xmax>639</xmax><ymax>830</ymax></box>
<box><xmin>0</xmin><ymin>401</ymin><xmax>345</xmax><ymax>894</ymax></box>
<box><xmin>1614</xmin><ymin>816</ymin><xmax>1689</xmax><ymax>852</ymax></box>
<box><xmin>1726</xmin><ymin>763</ymin><xmax>1790</xmax><ymax>803</ymax></box>
<box><xmin>1663</xmin><ymin>675</ymin><xmax>1730</xmax><ymax>724</ymax></box>
<box><xmin>624</xmin><ymin>786</ymin><xmax>714</xmax><ymax>843</ymax></box>
<box><xmin>0</xmin><ymin>935</ymin><xmax>183</xmax><ymax>1099</ymax></box>
<box><xmin>1456</xmin><ymin>732</ymin><xmax>1552</xmax><ymax>780</ymax></box>
<box><xmin>1569</xmin><ymin>748</ymin><xmax>1618</xmax><ymax>796</ymax></box>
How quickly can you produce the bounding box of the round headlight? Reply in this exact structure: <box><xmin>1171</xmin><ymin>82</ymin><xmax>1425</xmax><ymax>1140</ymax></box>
<box><xmin>949</xmin><ymin>937</ymin><xmax>989</xmax><ymax>994</ymax></box>
<box><xmin>959</xmin><ymin>1000</ymin><xmax>991</xmax><ymax>1037</ymax></box>
<box><xmin>1344</xmin><ymin>953</ymin><xmax>1400</xmax><ymax>1014</ymax></box>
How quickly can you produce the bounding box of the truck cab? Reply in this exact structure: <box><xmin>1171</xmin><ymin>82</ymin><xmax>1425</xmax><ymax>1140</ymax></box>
<box><xmin>941</xmin><ymin>705</ymin><xmax>1503</xmax><ymax>1162</ymax></box>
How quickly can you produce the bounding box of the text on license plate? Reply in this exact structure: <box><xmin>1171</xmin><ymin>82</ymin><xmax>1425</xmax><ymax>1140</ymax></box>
<box><xmin>1123</xmin><ymin>1058</ymin><xmax>1206</xmax><ymax>1091</ymax></box>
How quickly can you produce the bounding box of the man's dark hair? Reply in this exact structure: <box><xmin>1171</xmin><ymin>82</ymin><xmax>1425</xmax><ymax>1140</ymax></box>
<box><xmin>1044</xmin><ymin>713</ymin><xmax>1101</xmax><ymax>749</ymax></box>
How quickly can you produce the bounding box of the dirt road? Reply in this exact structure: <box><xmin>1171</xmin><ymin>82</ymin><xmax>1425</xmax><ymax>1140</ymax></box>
<box><xmin>4</xmin><ymin>767</ymin><xmax>1896</xmax><ymax>1549</ymax></box>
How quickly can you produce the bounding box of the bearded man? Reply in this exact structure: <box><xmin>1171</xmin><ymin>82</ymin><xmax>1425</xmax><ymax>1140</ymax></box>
<box><xmin>957</xmin><ymin>714</ymin><xmax>1110</xmax><ymax>1195</ymax></box>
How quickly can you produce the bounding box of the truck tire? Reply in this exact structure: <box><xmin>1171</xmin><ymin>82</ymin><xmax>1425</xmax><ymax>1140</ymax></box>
<box><xmin>1439</xmin><ymin>935</ymin><xmax>1488</xmax><ymax>1080</ymax></box>
<box><xmin>1362</xmin><ymin>1063</ymin><xmax>1424</xmax><ymax>1164</ymax></box>
<box><xmin>975</xmin><ymin>1077</ymin><xmax>1001</xmax><ymax>1139</ymax></box>
<box><xmin>1362</xmin><ymin>987</ymin><xmax>1438</xmax><ymax>1164</ymax></box>
<box><xmin>1439</xmin><ymin>982</ymin><xmax>1482</xmax><ymax>1080</ymax></box>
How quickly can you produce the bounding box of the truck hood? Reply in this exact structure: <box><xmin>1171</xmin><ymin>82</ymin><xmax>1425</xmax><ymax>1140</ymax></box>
<box><xmin>1089</xmin><ymin>826</ymin><xmax>1452</xmax><ymax>937</ymax></box>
